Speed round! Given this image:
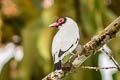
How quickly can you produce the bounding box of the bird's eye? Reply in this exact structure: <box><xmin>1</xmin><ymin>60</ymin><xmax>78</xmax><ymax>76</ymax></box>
<box><xmin>58</xmin><ymin>18</ymin><xmax>65</xmax><ymax>24</ymax></box>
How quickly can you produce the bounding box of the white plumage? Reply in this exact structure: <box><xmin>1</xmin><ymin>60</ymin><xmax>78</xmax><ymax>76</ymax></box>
<box><xmin>49</xmin><ymin>17</ymin><xmax>79</xmax><ymax>71</ymax></box>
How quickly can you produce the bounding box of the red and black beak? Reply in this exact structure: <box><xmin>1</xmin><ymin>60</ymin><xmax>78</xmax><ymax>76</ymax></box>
<box><xmin>49</xmin><ymin>22</ymin><xmax>59</xmax><ymax>28</ymax></box>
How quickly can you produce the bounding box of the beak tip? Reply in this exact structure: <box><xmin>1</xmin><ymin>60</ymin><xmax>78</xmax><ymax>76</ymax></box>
<box><xmin>49</xmin><ymin>24</ymin><xmax>52</xmax><ymax>27</ymax></box>
<box><xmin>49</xmin><ymin>22</ymin><xmax>59</xmax><ymax>28</ymax></box>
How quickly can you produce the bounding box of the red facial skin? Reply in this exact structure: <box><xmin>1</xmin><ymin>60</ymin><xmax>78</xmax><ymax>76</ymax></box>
<box><xmin>58</xmin><ymin>18</ymin><xmax>65</xmax><ymax>24</ymax></box>
<box><xmin>51</xmin><ymin>18</ymin><xmax>65</xmax><ymax>28</ymax></box>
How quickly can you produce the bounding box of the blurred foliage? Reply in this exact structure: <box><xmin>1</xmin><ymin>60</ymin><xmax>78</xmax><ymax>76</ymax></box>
<box><xmin>0</xmin><ymin>0</ymin><xmax>120</xmax><ymax>80</ymax></box>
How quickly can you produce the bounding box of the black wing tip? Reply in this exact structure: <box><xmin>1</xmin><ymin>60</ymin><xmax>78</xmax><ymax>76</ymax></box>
<box><xmin>54</xmin><ymin>60</ymin><xmax>62</xmax><ymax>71</ymax></box>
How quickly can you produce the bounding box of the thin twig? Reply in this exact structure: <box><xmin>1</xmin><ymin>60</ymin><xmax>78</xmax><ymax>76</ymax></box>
<box><xmin>110</xmin><ymin>56</ymin><xmax>120</xmax><ymax>70</ymax></box>
<box><xmin>82</xmin><ymin>66</ymin><xmax>118</xmax><ymax>71</ymax></box>
<box><xmin>102</xmin><ymin>48</ymin><xmax>120</xmax><ymax>71</ymax></box>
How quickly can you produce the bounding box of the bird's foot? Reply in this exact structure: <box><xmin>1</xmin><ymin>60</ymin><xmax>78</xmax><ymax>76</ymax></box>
<box><xmin>70</xmin><ymin>52</ymin><xmax>75</xmax><ymax>55</ymax></box>
<box><xmin>69</xmin><ymin>52</ymin><xmax>75</xmax><ymax>60</ymax></box>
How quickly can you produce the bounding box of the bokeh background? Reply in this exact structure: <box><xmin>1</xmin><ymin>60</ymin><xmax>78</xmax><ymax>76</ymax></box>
<box><xmin>0</xmin><ymin>0</ymin><xmax>120</xmax><ymax>80</ymax></box>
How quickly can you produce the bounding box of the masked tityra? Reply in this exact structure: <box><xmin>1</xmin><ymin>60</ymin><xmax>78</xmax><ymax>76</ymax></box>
<box><xmin>49</xmin><ymin>17</ymin><xmax>80</xmax><ymax>71</ymax></box>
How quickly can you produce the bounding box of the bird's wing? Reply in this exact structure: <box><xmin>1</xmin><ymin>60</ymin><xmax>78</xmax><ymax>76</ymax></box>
<box><xmin>52</xmin><ymin>30</ymin><xmax>79</xmax><ymax>60</ymax></box>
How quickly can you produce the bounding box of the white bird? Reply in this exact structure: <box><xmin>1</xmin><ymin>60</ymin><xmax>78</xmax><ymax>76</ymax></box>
<box><xmin>49</xmin><ymin>17</ymin><xmax>80</xmax><ymax>71</ymax></box>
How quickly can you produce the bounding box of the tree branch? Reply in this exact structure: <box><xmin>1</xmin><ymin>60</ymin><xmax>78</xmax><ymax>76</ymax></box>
<box><xmin>42</xmin><ymin>16</ymin><xmax>120</xmax><ymax>80</ymax></box>
<box><xmin>82</xmin><ymin>66</ymin><xmax>118</xmax><ymax>71</ymax></box>
<box><xmin>101</xmin><ymin>47</ymin><xmax>120</xmax><ymax>71</ymax></box>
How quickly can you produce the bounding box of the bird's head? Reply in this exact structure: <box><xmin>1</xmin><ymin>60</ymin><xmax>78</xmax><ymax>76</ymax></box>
<box><xmin>49</xmin><ymin>17</ymin><xmax>77</xmax><ymax>29</ymax></box>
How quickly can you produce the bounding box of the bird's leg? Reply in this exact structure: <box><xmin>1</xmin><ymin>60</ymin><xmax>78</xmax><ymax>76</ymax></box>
<box><xmin>69</xmin><ymin>44</ymin><xmax>82</xmax><ymax>60</ymax></box>
<box><xmin>69</xmin><ymin>52</ymin><xmax>75</xmax><ymax>60</ymax></box>
<box><xmin>70</xmin><ymin>52</ymin><xmax>75</xmax><ymax>55</ymax></box>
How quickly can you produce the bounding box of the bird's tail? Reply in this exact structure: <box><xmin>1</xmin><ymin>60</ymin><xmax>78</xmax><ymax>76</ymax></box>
<box><xmin>54</xmin><ymin>60</ymin><xmax>62</xmax><ymax>71</ymax></box>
